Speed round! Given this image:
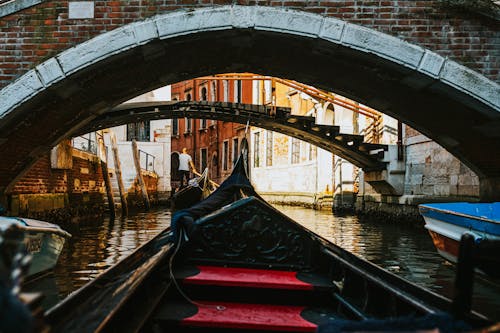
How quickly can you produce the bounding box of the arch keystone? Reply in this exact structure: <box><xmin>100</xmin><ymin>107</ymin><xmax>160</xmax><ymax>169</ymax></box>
<box><xmin>231</xmin><ymin>5</ymin><xmax>257</xmax><ymax>29</ymax></box>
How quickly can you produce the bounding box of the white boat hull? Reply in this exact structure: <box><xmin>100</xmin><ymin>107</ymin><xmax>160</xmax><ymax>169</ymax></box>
<box><xmin>1</xmin><ymin>216</ymin><xmax>71</xmax><ymax>278</ymax></box>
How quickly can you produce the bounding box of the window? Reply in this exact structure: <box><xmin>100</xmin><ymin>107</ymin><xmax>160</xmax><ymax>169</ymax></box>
<box><xmin>200</xmin><ymin>119</ymin><xmax>207</xmax><ymax>129</ymax></box>
<box><xmin>172</xmin><ymin>118</ymin><xmax>178</xmax><ymax>136</ymax></box>
<box><xmin>264</xmin><ymin>80</ymin><xmax>272</xmax><ymax>103</ymax></box>
<box><xmin>223</xmin><ymin>80</ymin><xmax>229</xmax><ymax>102</ymax></box>
<box><xmin>232</xmin><ymin>138</ymin><xmax>239</xmax><ymax>165</ymax></box>
<box><xmin>185</xmin><ymin>117</ymin><xmax>192</xmax><ymax>133</ymax></box>
<box><xmin>291</xmin><ymin>137</ymin><xmax>300</xmax><ymax>164</ymax></box>
<box><xmin>210</xmin><ymin>81</ymin><xmax>216</xmax><ymax>101</ymax></box>
<box><xmin>200</xmin><ymin>87</ymin><xmax>208</xmax><ymax>101</ymax></box>
<box><xmin>253</xmin><ymin>132</ymin><xmax>260</xmax><ymax>168</ymax></box>
<box><xmin>200</xmin><ymin>148</ymin><xmax>207</xmax><ymax>172</ymax></box>
<box><xmin>309</xmin><ymin>144</ymin><xmax>317</xmax><ymax>161</ymax></box>
<box><xmin>266</xmin><ymin>130</ymin><xmax>273</xmax><ymax>166</ymax></box>
<box><xmin>127</xmin><ymin>121</ymin><xmax>150</xmax><ymax>141</ymax></box>
<box><xmin>223</xmin><ymin>140</ymin><xmax>229</xmax><ymax>171</ymax></box>
<box><xmin>234</xmin><ymin>80</ymin><xmax>242</xmax><ymax>103</ymax></box>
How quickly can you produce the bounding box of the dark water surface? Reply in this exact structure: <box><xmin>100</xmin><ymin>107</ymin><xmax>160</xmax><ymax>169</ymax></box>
<box><xmin>25</xmin><ymin>206</ymin><xmax>500</xmax><ymax>320</ymax></box>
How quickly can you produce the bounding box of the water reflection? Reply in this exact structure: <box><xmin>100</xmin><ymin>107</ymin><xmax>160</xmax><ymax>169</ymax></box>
<box><xmin>25</xmin><ymin>205</ymin><xmax>500</xmax><ymax>320</ymax></box>
<box><xmin>274</xmin><ymin>205</ymin><xmax>500</xmax><ymax>321</ymax></box>
<box><xmin>24</xmin><ymin>209</ymin><xmax>171</xmax><ymax>308</ymax></box>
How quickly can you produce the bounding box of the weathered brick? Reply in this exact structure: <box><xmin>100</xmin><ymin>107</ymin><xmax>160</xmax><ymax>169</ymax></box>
<box><xmin>0</xmin><ymin>1</ymin><xmax>498</xmax><ymax>91</ymax></box>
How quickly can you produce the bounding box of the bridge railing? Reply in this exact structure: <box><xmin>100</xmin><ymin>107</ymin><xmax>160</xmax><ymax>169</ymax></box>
<box><xmin>139</xmin><ymin>150</ymin><xmax>155</xmax><ymax>173</ymax></box>
<box><xmin>72</xmin><ymin>133</ymin><xmax>97</xmax><ymax>154</ymax></box>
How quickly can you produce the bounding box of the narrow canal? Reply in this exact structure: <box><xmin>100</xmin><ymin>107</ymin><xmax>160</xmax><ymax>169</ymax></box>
<box><xmin>26</xmin><ymin>206</ymin><xmax>500</xmax><ymax>320</ymax></box>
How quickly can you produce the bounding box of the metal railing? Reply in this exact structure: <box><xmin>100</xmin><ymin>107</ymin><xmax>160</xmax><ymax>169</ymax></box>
<box><xmin>72</xmin><ymin>133</ymin><xmax>97</xmax><ymax>154</ymax></box>
<box><xmin>139</xmin><ymin>150</ymin><xmax>156</xmax><ymax>172</ymax></box>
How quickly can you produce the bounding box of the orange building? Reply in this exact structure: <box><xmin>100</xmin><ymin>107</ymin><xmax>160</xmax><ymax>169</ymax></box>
<box><xmin>170</xmin><ymin>77</ymin><xmax>253</xmax><ymax>188</ymax></box>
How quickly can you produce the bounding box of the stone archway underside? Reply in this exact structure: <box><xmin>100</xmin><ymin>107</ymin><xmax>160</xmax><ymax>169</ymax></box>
<box><xmin>0</xmin><ymin>6</ymin><xmax>498</xmax><ymax>198</ymax></box>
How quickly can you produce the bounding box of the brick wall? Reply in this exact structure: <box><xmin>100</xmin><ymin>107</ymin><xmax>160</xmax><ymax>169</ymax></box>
<box><xmin>0</xmin><ymin>0</ymin><xmax>498</xmax><ymax>89</ymax></box>
<box><xmin>126</xmin><ymin>172</ymin><xmax>159</xmax><ymax>208</ymax></box>
<box><xmin>9</xmin><ymin>148</ymin><xmax>107</xmax><ymax>223</ymax></box>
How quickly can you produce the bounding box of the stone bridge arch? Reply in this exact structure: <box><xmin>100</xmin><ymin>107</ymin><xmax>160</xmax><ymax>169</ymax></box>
<box><xmin>0</xmin><ymin>6</ymin><xmax>498</xmax><ymax>199</ymax></box>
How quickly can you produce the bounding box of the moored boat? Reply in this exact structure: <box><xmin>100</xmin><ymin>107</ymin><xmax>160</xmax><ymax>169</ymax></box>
<box><xmin>418</xmin><ymin>202</ymin><xmax>500</xmax><ymax>273</ymax></box>
<box><xmin>44</xmin><ymin>160</ymin><xmax>498</xmax><ymax>332</ymax></box>
<box><xmin>0</xmin><ymin>216</ymin><xmax>71</xmax><ymax>278</ymax></box>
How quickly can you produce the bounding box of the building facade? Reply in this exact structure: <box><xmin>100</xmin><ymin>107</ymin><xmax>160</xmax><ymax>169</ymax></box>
<box><xmin>249</xmin><ymin>78</ymin><xmax>399</xmax><ymax>210</ymax></box>
<box><xmin>170</xmin><ymin>77</ymin><xmax>253</xmax><ymax>189</ymax></box>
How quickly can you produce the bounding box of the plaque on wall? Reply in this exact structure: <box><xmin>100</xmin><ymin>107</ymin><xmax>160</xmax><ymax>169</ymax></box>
<box><xmin>68</xmin><ymin>1</ymin><xmax>94</xmax><ymax>19</ymax></box>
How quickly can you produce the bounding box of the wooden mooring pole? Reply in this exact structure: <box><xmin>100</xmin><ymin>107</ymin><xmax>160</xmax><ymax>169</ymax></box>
<box><xmin>110</xmin><ymin>132</ymin><xmax>128</xmax><ymax>216</ymax></box>
<box><xmin>96</xmin><ymin>131</ymin><xmax>115</xmax><ymax>219</ymax></box>
<box><xmin>131</xmin><ymin>139</ymin><xmax>151</xmax><ymax>210</ymax></box>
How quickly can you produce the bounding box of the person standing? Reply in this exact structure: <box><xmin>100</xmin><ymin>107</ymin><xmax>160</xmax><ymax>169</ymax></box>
<box><xmin>178</xmin><ymin>147</ymin><xmax>195</xmax><ymax>187</ymax></box>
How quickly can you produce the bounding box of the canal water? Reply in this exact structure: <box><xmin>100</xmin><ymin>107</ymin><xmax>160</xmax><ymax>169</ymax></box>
<box><xmin>25</xmin><ymin>205</ymin><xmax>500</xmax><ymax>320</ymax></box>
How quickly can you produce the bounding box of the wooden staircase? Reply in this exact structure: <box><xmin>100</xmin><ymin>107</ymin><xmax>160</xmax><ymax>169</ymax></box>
<box><xmin>150</xmin><ymin>265</ymin><xmax>339</xmax><ymax>332</ymax></box>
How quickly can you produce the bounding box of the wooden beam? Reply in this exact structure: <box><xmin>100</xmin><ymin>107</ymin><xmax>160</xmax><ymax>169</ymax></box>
<box><xmin>131</xmin><ymin>139</ymin><xmax>150</xmax><ymax>211</ymax></box>
<box><xmin>110</xmin><ymin>131</ymin><xmax>128</xmax><ymax>216</ymax></box>
<box><xmin>97</xmin><ymin>131</ymin><xmax>115</xmax><ymax>219</ymax></box>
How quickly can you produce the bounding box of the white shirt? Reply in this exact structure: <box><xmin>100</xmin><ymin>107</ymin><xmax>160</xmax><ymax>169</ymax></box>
<box><xmin>178</xmin><ymin>153</ymin><xmax>192</xmax><ymax>171</ymax></box>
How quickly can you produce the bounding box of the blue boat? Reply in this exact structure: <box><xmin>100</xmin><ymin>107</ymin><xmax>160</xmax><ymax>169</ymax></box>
<box><xmin>418</xmin><ymin>202</ymin><xmax>500</xmax><ymax>267</ymax></box>
<box><xmin>0</xmin><ymin>216</ymin><xmax>71</xmax><ymax>278</ymax></box>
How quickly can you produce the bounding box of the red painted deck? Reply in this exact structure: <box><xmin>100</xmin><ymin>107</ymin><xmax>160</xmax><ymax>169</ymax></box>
<box><xmin>183</xmin><ymin>265</ymin><xmax>314</xmax><ymax>290</ymax></box>
<box><xmin>180</xmin><ymin>301</ymin><xmax>317</xmax><ymax>332</ymax></box>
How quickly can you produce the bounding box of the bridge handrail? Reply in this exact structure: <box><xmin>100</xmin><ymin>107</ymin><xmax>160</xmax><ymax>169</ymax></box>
<box><xmin>138</xmin><ymin>149</ymin><xmax>155</xmax><ymax>173</ymax></box>
<box><xmin>72</xmin><ymin>134</ymin><xmax>97</xmax><ymax>154</ymax></box>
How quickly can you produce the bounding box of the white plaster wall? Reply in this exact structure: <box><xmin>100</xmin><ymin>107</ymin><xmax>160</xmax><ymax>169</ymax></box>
<box><xmin>105</xmin><ymin>141</ymin><xmax>170</xmax><ymax>191</ymax></box>
<box><xmin>250</xmin><ymin>127</ymin><xmax>333</xmax><ymax>205</ymax></box>
<box><xmin>110</xmin><ymin>125</ymin><xmax>127</xmax><ymax>142</ymax></box>
<box><xmin>252</xmin><ymin>161</ymin><xmax>317</xmax><ymax>194</ymax></box>
<box><xmin>317</xmin><ymin>147</ymin><xmax>333</xmax><ymax>193</ymax></box>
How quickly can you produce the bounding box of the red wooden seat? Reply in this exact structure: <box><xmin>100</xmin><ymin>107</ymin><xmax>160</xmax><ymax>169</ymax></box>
<box><xmin>160</xmin><ymin>300</ymin><xmax>318</xmax><ymax>332</ymax></box>
<box><xmin>182</xmin><ymin>265</ymin><xmax>315</xmax><ymax>290</ymax></box>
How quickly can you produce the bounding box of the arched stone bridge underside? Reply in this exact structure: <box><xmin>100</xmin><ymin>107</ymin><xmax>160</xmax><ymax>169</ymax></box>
<box><xmin>0</xmin><ymin>6</ymin><xmax>498</xmax><ymax>199</ymax></box>
<box><xmin>78</xmin><ymin>101</ymin><xmax>388</xmax><ymax>171</ymax></box>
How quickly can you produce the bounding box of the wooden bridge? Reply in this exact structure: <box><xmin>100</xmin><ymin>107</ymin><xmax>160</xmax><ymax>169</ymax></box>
<box><xmin>77</xmin><ymin>101</ymin><xmax>388</xmax><ymax>171</ymax></box>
